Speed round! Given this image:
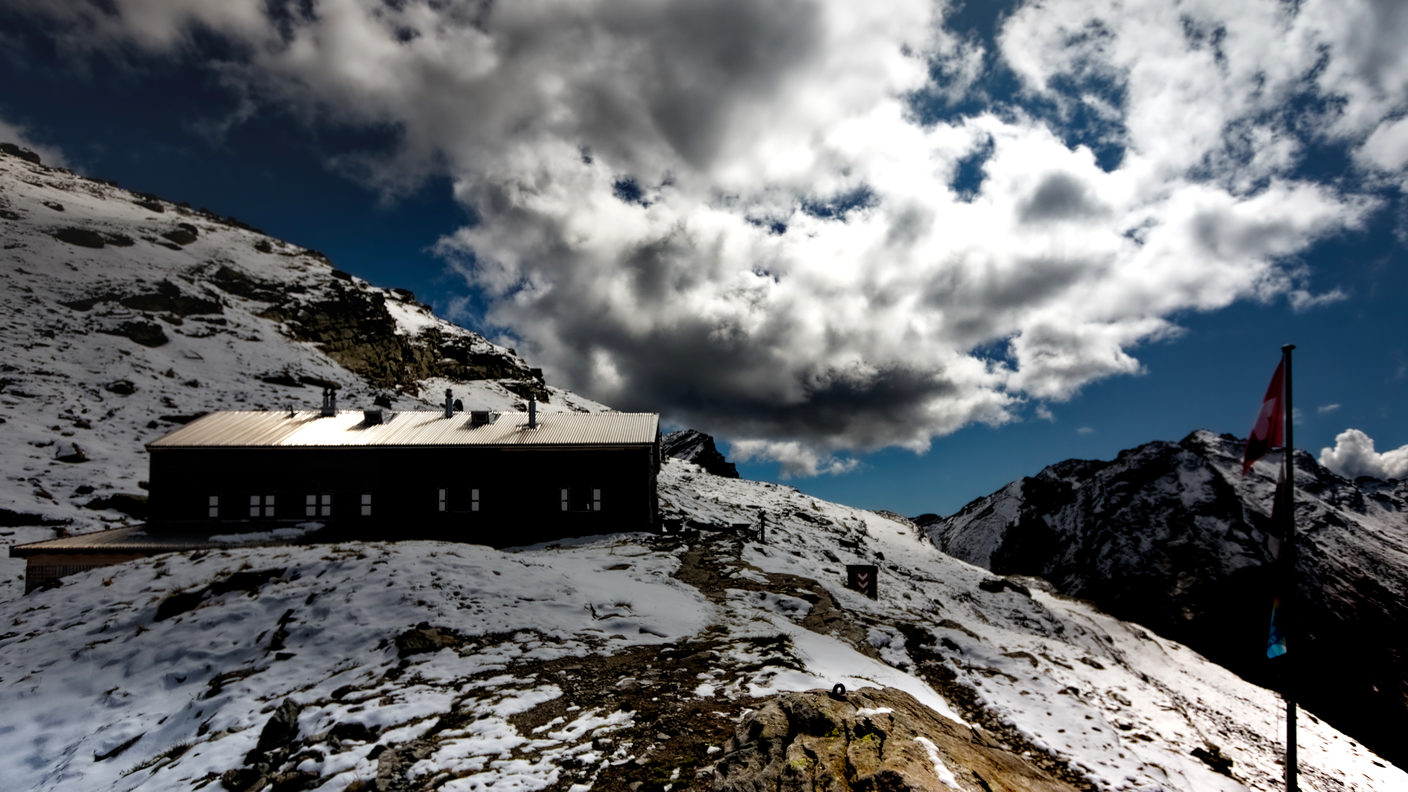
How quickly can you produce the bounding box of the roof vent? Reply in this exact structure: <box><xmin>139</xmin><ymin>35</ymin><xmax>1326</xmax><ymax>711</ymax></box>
<box><xmin>363</xmin><ymin>408</ymin><xmax>385</xmax><ymax>425</ymax></box>
<box><xmin>528</xmin><ymin>398</ymin><xmax>538</xmax><ymax>429</ymax></box>
<box><xmin>470</xmin><ymin>410</ymin><xmax>497</xmax><ymax>427</ymax></box>
<box><xmin>320</xmin><ymin>387</ymin><xmax>337</xmax><ymax>417</ymax></box>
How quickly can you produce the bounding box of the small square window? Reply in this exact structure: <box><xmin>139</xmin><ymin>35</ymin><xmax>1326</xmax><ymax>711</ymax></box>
<box><xmin>306</xmin><ymin>494</ymin><xmax>317</xmax><ymax>517</ymax></box>
<box><xmin>560</xmin><ymin>488</ymin><xmax>569</xmax><ymax>512</ymax></box>
<box><xmin>593</xmin><ymin>488</ymin><xmax>601</xmax><ymax>512</ymax></box>
<box><xmin>208</xmin><ymin>495</ymin><xmax>219</xmax><ymax>519</ymax></box>
<box><xmin>320</xmin><ymin>493</ymin><xmax>332</xmax><ymax>517</ymax></box>
<box><xmin>250</xmin><ymin>494</ymin><xmax>275</xmax><ymax>518</ymax></box>
<box><xmin>438</xmin><ymin>488</ymin><xmax>447</xmax><ymax>513</ymax></box>
<box><xmin>471</xmin><ymin>488</ymin><xmax>480</xmax><ymax>512</ymax></box>
<box><xmin>361</xmin><ymin>493</ymin><xmax>372</xmax><ymax>516</ymax></box>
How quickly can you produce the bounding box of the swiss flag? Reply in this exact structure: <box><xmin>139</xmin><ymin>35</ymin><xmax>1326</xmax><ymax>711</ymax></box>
<box><xmin>1242</xmin><ymin>360</ymin><xmax>1285</xmax><ymax>476</ymax></box>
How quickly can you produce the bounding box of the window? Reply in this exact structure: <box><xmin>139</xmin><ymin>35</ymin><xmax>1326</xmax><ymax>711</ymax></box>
<box><xmin>561</xmin><ymin>487</ymin><xmax>601</xmax><ymax>513</ymax></box>
<box><xmin>250</xmin><ymin>494</ymin><xmax>275</xmax><ymax>518</ymax></box>
<box><xmin>442</xmin><ymin>487</ymin><xmax>480</xmax><ymax>513</ymax></box>
<box><xmin>208</xmin><ymin>495</ymin><xmax>219</xmax><ymax>519</ymax></box>
<box><xmin>307</xmin><ymin>493</ymin><xmax>332</xmax><ymax>518</ymax></box>
<box><xmin>361</xmin><ymin>493</ymin><xmax>372</xmax><ymax>516</ymax></box>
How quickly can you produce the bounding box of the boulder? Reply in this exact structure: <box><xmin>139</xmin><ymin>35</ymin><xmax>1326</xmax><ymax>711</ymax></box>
<box><xmin>254</xmin><ymin>698</ymin><xmax>303</xmax><ymax>754</ymax></box>
<box><xmin>99</xmin><ymin>320</ymin><xmax>169</xmax><ymax>348</ymax></box>
<box><xmin>393</xmin><ymin>623</ymin><xmax>464</xmax><ymax>658</ymax></box>
<box><xmin>54</xmin><ymin>442</ymin><xmax>87</xmax><ymax>464</ymax></box>
<box><xmin>52</xmin><ymin>227</ymin><xmax>106</xmax><ymax>248</ymax></box>
<box><xmin>161</xmin><ymin>224</ymin><xmax>199</xmax><ymax>246</ymax></box>
<box><xmin>0</xmin><ymin>142</ymin><xmax>41</xmax><ymax>164</ymax></box>
<box><xmin>711</xmin><ymin>686</ymin><xmax>1078</xmax><ymax>792</ymax></box>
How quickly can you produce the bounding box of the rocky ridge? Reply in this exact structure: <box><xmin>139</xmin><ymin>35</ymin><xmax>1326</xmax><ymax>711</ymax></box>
<box><xmin>918</xmin><ymin>429</ymin><xmax>1408</xmax><ymax>771</ymax></box>
<box><xmin>663</xmin><ymin>429</ymin><xmax>740</xmax><ymax>478</ymax></box>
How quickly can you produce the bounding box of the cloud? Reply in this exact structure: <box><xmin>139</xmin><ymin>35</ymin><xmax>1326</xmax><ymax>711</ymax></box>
<box><xmin>730</xmin><ymin>439</ymin><xmax>861</xmax><ymax>479</ymax></box>
<box><xmin>1318</xmin><ymin>403</ymin><xmax>1341</xmax><ymax>414</ymax></box>
<box><xmin>0</xmin><ymin>115</ymin><xmax>69</xmax><ymax>168</ymax></box>
<box><xmin>13</xmin><ymin>0</ymin><xmax>1407</xmax><ymax>473</ymax></box>
<box><xmin>1076</xmin><ymin>426</ymin><xmax>1094</xmax><ymax>435</ymax></box>
<box><xmin>1287</xmin><ymin>287</ymin><xmax>1349</xmax><ymax>312</ymax></box>
<box><xmin>1319</xmin><ymin>429</ymin><xmax>1408</xmax><ymax>480</ymax></box>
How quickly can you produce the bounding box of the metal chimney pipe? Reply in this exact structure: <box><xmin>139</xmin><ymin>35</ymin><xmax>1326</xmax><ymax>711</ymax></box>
<box><xmin>444</xmin><ymin>388</ymin><xmax>453</xmax><ymax>419</ymax></box>
<box><xmin>528</xmin><ymin>397</ymin><xmax>537</xmax><ymax>428</ymax></box>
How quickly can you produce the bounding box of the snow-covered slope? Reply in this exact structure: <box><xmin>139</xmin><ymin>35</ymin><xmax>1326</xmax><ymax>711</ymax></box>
<box><xmin>1</xmin><ymin>146</ymin><xmax>1403</xmax><ymax>792</ymax></box>
<box><xmin>0</xmin><ymin>149</ymin><xmax>606</xmax><ymax>599</ymax></box>
<box><xmin>919</xmin><ymin>430</ymin><xmax>1408</xmax><ymax>773</ymax></box>
<box><xmin>2</xmin><ymin>461</ymin><xmax>1402</xmax><ymax>792</ymax></box>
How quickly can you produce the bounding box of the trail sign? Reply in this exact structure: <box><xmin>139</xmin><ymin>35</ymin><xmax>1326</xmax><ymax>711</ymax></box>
<box><xmin>847</xmin><ymin>564</ymin><xmax>878</xmax><ymax>599</ymax></box>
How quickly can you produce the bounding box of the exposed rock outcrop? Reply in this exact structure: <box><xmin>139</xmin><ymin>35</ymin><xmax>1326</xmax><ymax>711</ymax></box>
<box><xmin>663</xmin><ymin>429</ymin><xmax>739</xmax><ymax>478</ymax></box>
<box><xmin>255</xmin><ymin>279</ymin><xmax>548</xmax><ymax>400</ymax></box>
<box><xmin>711</xmin><ymin>686</ymin><xmax>1078</xmax><ymax>792</ymax></box>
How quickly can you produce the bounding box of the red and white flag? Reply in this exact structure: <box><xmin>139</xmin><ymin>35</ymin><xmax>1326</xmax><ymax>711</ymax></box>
<box><xmin>1242</xmin><ymin>360</ymin><xmax>1285</xmax><ymax>476</ymax></box>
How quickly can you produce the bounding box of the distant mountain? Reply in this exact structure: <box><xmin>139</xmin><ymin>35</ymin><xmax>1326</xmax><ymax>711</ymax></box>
<box><xmin>918</xmin><ymin>429</ymin><xmax>1408</xmax><ymax>771</ymax></box>
<box><xmin>662</xmin><ymin>429</ymin><xmax>739</xmax><ymax>478</ymax></box>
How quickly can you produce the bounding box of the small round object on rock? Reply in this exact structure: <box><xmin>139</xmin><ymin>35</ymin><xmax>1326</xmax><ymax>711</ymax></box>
<box><xmin>831</xmin><ymin>683</ymin><xmax>846</xmax><ymax>699</ymax></box>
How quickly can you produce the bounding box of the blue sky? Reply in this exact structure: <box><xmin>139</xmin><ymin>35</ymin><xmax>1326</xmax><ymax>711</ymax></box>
<box><xmin>3</xmin><ymin>0</ymin><xmax>1405</xmax><ymax>517</ymax></box>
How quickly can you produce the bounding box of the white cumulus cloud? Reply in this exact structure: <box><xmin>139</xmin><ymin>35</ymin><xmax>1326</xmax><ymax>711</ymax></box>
<box><xmin>1319</xmin><ymin>429</ymin><xmax>1408</xmax><ymax>480</ymax></box>
<box><xmin>0</xmin><ymin>116</ymin><xmax>69</xmax><ymax>168</ymax></box>
<box><xmin>12</xmin><ymin>0</ymin><xmax>1408</xmax><ymax>475</ymax></box>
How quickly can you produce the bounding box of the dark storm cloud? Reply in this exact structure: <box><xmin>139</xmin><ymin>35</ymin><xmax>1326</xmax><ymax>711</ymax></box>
<box><xmin>1016</xmin><ymin>172</ymin><xmax>1109</xmax><ymax>224</ymax></box>
<box><xmin>14</xmin><ymin>0</ymin><xmax>1404</xmax><ymax>473</ymax></box>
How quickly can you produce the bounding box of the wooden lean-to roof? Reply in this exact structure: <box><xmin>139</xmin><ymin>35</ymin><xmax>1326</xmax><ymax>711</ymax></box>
<box><xmin>146</xmin><ymin>410</ymin><xmax>660</xmax><ymax>450</ymax></box>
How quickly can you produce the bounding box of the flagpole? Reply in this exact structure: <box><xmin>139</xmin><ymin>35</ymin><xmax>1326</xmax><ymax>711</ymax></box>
<box><xmin>1281</xmin><ymin>343</ymin><xmax>1297</xmax><ymax>792</ymax></box>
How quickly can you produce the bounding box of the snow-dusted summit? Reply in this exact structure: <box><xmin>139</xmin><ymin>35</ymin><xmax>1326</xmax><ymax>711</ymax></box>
<box><xmin>661</xmin><ymin>429</ymin><xmax>739</xmax><ymax>479</ymax></box>
<box><xmin>919</xmin><ymin>429</ymin><xmax>1408</xmax><ymax>772</ymax></box>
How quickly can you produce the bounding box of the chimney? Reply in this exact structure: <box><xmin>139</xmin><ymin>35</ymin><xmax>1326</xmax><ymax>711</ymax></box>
<box><xmin>444</xmin><ymin>388</ymin><xmax>454</xmax><ymax>419</ymax></box>
<box><xmin>528</xmin><ymin>397</ymin><xmax>537</xmax><ymax>428</ymax></box>
<box><xmin>320</xmin><ymin>387</ymin><xmax>337</xmax><ymax>417</ymax></box>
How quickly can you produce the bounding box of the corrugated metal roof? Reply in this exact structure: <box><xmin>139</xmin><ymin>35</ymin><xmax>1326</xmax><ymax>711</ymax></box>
<box><xmin>147</xmin><ymin>410</ymin><xmax>660</xmax><ymax>449</ymax></box>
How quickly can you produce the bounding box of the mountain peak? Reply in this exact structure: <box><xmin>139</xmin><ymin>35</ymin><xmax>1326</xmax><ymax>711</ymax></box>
<box><xmin>923</xmin><ymin>430</ymin><xmax>1408</xmax><ymax>771</ymax></box>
